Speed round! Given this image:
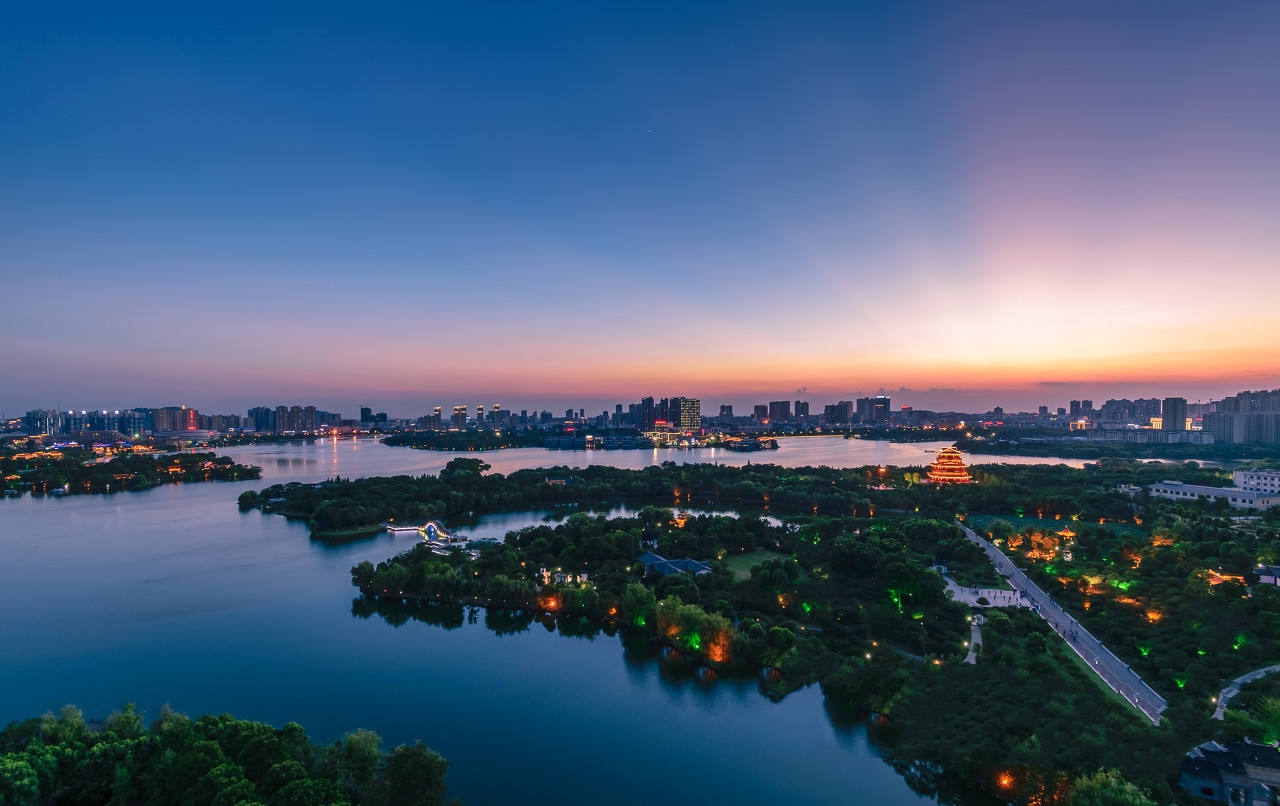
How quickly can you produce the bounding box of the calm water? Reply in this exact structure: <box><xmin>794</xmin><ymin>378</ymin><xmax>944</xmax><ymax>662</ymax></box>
<box><xmin>211</xmin><ymin>433</ymin><xmax>1089</xmax><ymax>483</ymax></box>
<box><xmin>0</xmin><ymin>438</ymin><xmax>957</xmax><ymax>805</ymax></box>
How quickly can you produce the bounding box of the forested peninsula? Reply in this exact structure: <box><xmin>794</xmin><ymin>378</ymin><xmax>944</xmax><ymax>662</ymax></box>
<box><xmin>237</xmin><ymin>457</ymin><xmax>1280</xmax><ymax>803</ymax></box>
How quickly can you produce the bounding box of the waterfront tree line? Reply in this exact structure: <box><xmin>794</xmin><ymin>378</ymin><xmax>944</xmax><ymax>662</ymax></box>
<box><xmin>958</xmin><ymin>430</ymin><xmax>1280</xmax><ymax>462</ymax></box>
<box><xmin>237</xmin><ymin>455</ymin><xmax>1223</xmax><ymax>539</ymax></box>
<box><xmin>1</xmin><ymin>449</ymin><xmax>261</xmax><ymax>495</ymax></box>
<box><xmin>380</xmin><ymin>431</ymin><xmax>546</xmax><ymax>451</ymax></box>
<box><xmin>0</xmin><ymin>704</ymin><xmax>450</xmax><ymax>806</ymax></box>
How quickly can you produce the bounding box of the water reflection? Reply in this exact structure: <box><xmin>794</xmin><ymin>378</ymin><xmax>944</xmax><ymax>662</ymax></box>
<box><xmin>215</xmin><ymin>435</ymin><xmax>1093</xmax><ymax>488</ymax></box>
<box><xmin>0</xmin><ymin>439</ymin><xmax>988</xmax><ymax>805</ymax></box>
<box><xmin>349</xmin><ymin>591</ymin><xmax>997</xmax><ymax>804</ymax></box>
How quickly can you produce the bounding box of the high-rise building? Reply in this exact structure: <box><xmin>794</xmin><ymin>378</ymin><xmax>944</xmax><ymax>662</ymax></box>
<box><xmin>794</xmin><ymin>401</ymin><xmax>809</xmax><ymax>419</ymax></box>
<box><xmin>639</xmin><ymin>397</ymin><xmax>656</xmax><ymax>431</ymax></box>
<box><xmin>718</xmin><ymin>405</ymin><xmax>734</xmax><ymax>425</ymax></box>
<box><xmin>248</xmin><ymin>406</ymin><xmax>275</xmax><ymax>431</ymax></box>
<box><xmin>23</xmin><ymin>409</ymin><xmax>61</xmax><ymax>436</ymax></box>
<box><xmin>666</xmin><ymin>398</ymin><xmax>684</xmax><ymax>427</ymax></box>
<box><xmin>856</xmin><ymin>396</ymin><xmax>891</xmax><ymax>423</ymax></box>
<box><xmin>360</xmin><ymin>407</ymin><xmax>373</xmax><ymax>423</ymax></box>
<box><xmin>1038</xmin><ymin>406</ymin><xmax>1049</xmax><ymax>416</ymax></box>
<box><xmin>120</xmin><ymin>408</ymin><xmax>151</xmax><ymax>436</ymax></box>
<box><xmin>872</xmin><ymin>395</ymin><xmax>891</xmax><ymax>422</ymax></box>
<box><xmin>452</xmin><ymin>406</ymin><xmax>467</xmax><ymax>430</ymax></box>
<box><xmin>768</xmin><ymin>400</ymin><xmax>791</xmax><ymax>422</ymax></box>
<box><xmin>679</xmin><ymin>398</ymin><xmax>700</xmax><ymax>432</ymax></box>
<box><xmin>152</xmin><ymin>406</ymin><xmax>198</xmax><ymax>432</ymax></box>
<box><xmin>753</xmin><ymin>404</ymin><xmax>768</xmax><ymax>422</ymax></box>
<box><xmin>1162</xmin><ymin>397</ymin><xmax>1188</xmax><ymax>431</ymax></box>
<box><xmin>824</xmin><ymin>401</ymin><xmax>852</xmax><ymax>425</ymax></box>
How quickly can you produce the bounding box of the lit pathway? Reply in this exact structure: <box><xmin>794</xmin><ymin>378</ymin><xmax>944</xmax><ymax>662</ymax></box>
<box><xmin>956</xmin><ymin>521</ymin><xmax>1168</xmax><ymax>725</ymax></box>
<box><xmin>1213</xmin><ymin>664</ymin><xmax>1280</xmax><ymax>720</ymax></box>
<box><xmin>964</xmin><ymin>616</ymin><xmax>983</xmax><ymax>664</ymax></box>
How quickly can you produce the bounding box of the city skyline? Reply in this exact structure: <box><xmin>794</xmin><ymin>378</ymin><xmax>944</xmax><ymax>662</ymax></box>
<box><xmin>3</xmin><ymin>4</ymin><xmax>1279</xmax><ymax>416</ymax></box>
<box><xmin>9</xmin><ymin>384</ymin><xmax>1271</xmax><ymax>426</ymax></box>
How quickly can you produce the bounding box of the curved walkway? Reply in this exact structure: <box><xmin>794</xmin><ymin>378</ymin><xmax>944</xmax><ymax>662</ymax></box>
<box><xmin>1213</xmin><ymin>664</ymin><xmax>1280</xmax><ymax>720</ymax></box>
<box><xmin>956</xmin><ymin>521</ymin><xmax>1168</xmax><ymax>725</ymax></box>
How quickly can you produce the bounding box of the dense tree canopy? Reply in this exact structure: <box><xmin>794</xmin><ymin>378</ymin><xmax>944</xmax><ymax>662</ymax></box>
<box><xmin>0</xmin><ymin>705</ymin><xmax>450</xmax><ymax>806</ymax></box>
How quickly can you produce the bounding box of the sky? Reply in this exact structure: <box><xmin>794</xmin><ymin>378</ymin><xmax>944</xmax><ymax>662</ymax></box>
<box><xmin>2</xmin><ymin>2</ymin><xmax>1279</xmax><ymax>418</ymax></box>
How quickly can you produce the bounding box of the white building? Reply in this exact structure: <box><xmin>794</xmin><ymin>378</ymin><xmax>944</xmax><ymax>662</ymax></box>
<box><xmin>1235</xmin><ymin>469</ymin><xmax>1280</xmax><ymax>494</ymax></box>
<box><xmin>1148</xmin><ymin>480</ymin><xmax>1280</xmax><ymax>511</ymax></box>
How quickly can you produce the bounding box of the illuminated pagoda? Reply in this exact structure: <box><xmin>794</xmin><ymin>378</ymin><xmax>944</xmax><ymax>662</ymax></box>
<box><xmin>928</xmin><ymin>447</ymin><xmax>972</xmax><ymax>485</ymax></box>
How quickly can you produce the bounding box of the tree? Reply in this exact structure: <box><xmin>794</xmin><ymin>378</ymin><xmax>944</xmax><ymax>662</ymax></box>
<box><xmin>989</xmin><ymin>519</ymin><xmax>1016</xmax><ymax>542</ymax></box>
<box><xmin>1025</xmin><ymin>633</ymin><xmax>1047</xmax><ymax>656</ymax></box>
<box><xmin>0</xmin><ymin>756</ymin><xmax>39</xmax><ymax>806</ymax></box>
<box><xmin>328</xmin><ymin>729</ymin><xmax>381</xmax><ymax>800</ymax></box>
<box><xmin>376</xmin><ymin>743</ymin><xmax>449</xmax><ymax>806</ymax></box>
<box><xmin>1067</xmin><ymin>769</ymin><xmax>1157</xmax><ymax>806</ymax></box>
<box><xmin>618</xmin><ymin>583</ymin><xmax>657</xmax><ymax>630</ymax></box>
<box><xmin>106</xmin><ymin>702</ymin><xmax>144</xmax><ymax>739</ymax></box>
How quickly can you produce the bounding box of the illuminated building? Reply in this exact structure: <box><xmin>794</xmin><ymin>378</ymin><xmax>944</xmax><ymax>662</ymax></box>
<box><xmin>678</xmin><ymin>398</ymin><xmax>700</xmax><ymax>432</ymax></box>
<box><xmin>151</xmin><ymin>406</ymin><xmax>198</xmax><ymax>432</ymax></box>
<box><xmin>927</xmin><ymin>447</ymin><xmax>972</xmax><ymax>484</ymax></box>
<box><xmin>753</xmin><ymin>404</ymin><xmax>768</xmax><ymax>422</ymax></box>
<box><xmin>857</xmin><ymin>395</ymin><xmax>891</xmax><ymax>423</ymax></box>
<box><xmin>768</xmin><ymin>400</ymin><xmax>790</xmax><ymax>422</ymax></box>
<box><xmin>452</xmin><ymin>406</ymin><xmax>467</xmax><ymax>430</ymax></box>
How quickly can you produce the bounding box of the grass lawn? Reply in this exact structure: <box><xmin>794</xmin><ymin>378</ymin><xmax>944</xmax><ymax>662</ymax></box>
<box><xmin>722</xmin><ymin>548</ymin><xmax>790</xmax><ymax>581</ymax></box>
<box><xmin>949</xmin><ymin>569</ymin><xmax>1014</xmax><ymax>591</ymax></box>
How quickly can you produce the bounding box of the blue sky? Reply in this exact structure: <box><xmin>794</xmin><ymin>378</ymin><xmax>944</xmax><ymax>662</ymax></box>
<box><xmin>3</xmin><ymin>2</ymin><xmax>1278</xmax><ymax>417</ymax></box>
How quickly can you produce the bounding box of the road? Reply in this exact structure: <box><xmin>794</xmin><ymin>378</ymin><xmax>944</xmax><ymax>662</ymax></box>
<box><xmin>956</xmin><ymin>521</ymin><xmax>1168</xmax><ymax>725</ymax></box>
<box><xmin>1213</xmin><ymin>663</ymin><xmax>1280</xmax><ymax>719</ymax></box>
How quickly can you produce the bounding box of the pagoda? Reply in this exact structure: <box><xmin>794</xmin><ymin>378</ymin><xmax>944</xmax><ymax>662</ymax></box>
<box><xmin>928</xmin><ymin>447</ymin><xmax>972</xmax><ymax>484</ymax></box>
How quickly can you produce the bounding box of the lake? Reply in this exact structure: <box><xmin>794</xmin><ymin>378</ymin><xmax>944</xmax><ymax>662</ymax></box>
<box><xmin>0</xmin><ymin>438</ymin><xmax>1024</xmax><ymax>804</ymax></box>
<box><xmin>211</xmin><ymin>433</ymin><xmax>1090</xmax><ymax>484</ymax></box>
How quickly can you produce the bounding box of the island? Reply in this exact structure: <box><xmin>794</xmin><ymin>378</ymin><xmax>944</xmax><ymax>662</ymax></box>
<box><xmin>1</xmin><ymin>448</ymin><xmax>262</xmax><ymax>496</ymax></box>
